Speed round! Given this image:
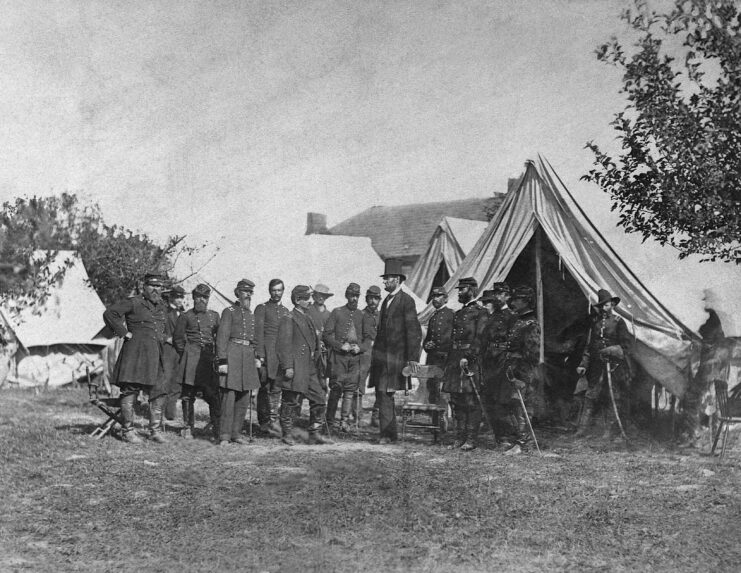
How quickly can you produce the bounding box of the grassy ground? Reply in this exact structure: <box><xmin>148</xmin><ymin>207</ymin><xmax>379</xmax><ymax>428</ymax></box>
<box><xmin>1</xmin><ymin>386</ymin><xmax>740</xmax><ymax>572</ymax></box>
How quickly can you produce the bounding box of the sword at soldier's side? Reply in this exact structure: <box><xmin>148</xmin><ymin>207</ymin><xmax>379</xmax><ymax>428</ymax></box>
<box><xmin>605</xmin><ymin>360</ymin><xmax>628</xmax><ymax>443</ymax></box>
<box><xmin>506</xmin><ymin>366</ymin><xmax>542</xmax><ymax>455</ymax></box>
<box><xmin>462</xmin><ymin>366</ymin><xmax>496</xmax><ymax>440</ymax></box>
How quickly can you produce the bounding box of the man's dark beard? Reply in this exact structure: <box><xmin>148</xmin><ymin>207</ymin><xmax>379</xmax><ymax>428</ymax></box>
<box><xmin>458</xmin><ymin>292</ymin><xmax>472</xmax><ymax>304</ymax></box>
<box><xmin>194</xmin><ymin>300</ymin><xmax>208</xmax><ymax>312</ymax></box>
<box><xmin>144</xmin><ymin>290</ymin><xmax>161</xmax><ymax>304</ymax></box>
<box><xmin>347</xmin><ymin>301</ymin><xmax>358</xmax><ymax>310</ymax></box>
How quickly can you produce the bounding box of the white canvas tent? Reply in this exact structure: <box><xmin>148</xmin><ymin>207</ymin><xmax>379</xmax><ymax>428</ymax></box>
<box><xmin>421</xmin><ymin>155</ymin><xmax>703</xmax><ymax>398</ymax></box>
<box><xmin>407</xmin><ymin>216</ymin><xmax>489</xmax><ymax>301</ymax></box>
<box><xmin>1</xmin><ymin>251</ymin><xmax>112</xmax><ymax>388</ymax></box>
<box><xmin>175</xmin><ymin>234</ymin><xmax>426</xmax><ymax>313</ymax></box>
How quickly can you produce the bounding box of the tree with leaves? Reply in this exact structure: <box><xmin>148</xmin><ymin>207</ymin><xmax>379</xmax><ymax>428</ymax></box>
<box><xmin>584</xmin><ymin>0</ymin><xmax>741</xmax><ymax>263</ymax></box>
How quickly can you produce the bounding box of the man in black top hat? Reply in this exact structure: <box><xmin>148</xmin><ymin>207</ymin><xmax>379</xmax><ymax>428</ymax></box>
<box><xmin>369</xmin><ymin>259</ymin><xmax>422</xmax><ymax>444</ymax></box>
<box><xmin>103</xmin><ymin>272</ymin><xmax>169</xmax><ymax>443</ymax></box>
<box><xmin>324</xmin><ymin>283</ymin><xmax>373</xmax><ymax>432</ymax></box>
<box><xmin>173</xmin><ymin>283</ymin><xmax>221</xmax><ymax>441</ymax></box>
<box><xmin>442</xmin><ymin>277</ymin><xmax>487</xmax><ymax>451</ymax></box>
<box><xmin>575</xmin><ymin>288</ymin><xmax>633</xmax><ymax>439</ymax></box>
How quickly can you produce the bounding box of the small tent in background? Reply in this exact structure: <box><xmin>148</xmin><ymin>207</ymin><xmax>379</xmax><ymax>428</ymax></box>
<box><xmin>1</xmin><ymin>251</ymin><xmax>113</xmax><ymax>388</ymax></box>
<box><xmin>421</xmin><ymin>155</ymin><xmax>702</xmax><ymax>401</ymax></box>
<box><xmin>407</xmin><ymin>216</ymin><xmax>489</xmax><ymax>301</ymax></box>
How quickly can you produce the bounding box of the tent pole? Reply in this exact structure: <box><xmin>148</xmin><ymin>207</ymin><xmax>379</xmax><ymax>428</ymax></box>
<box><xmin>535</xmin><ymin>224</ymin><xmax>545</xmax><ymax>364</ymax></box>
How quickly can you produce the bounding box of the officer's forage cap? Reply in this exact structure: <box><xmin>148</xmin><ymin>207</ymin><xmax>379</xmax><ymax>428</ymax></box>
<box><xmin>313</xmin><ymin>283</ymin><xmax>334</xmax><ymax>297</ymax></box>
<box><xmin>192</xmin><ymin>283</ymin><xmax>211</xmax><ymax>298</ymax></box>
<box><xmin>480</xmin><ymin>290</ymin><xmax>498</xmax><ymax>303</ymax></box>
<box><xmin>510</xmin><ymin>285</ymin><xmax>534</xmax><ymax>301</ymax></box>
<box><xmin>594</xmin><ymin>288</ymin><xmax>620</xmax><ymax>307</ymax></box>
<box><xmin>381</xmin><ymin>259</ymin><xmax>406</xmax><ymax>281</ymax></box>
<box><xmin>366</xmin><ymin>285</ymin><xmax>382</xmax><ymax>298</ymax></box>
<box><xmin>144</xmin><ymin>273</ymin><xmax>166</xmax><ymax>287</ymax></box>
<box><xmin>430</xmin><ymin>286</ymin><xmax>447</xmax><ymax>297</ymax></box>
<box><xmin>167</xmin><ymin>285</ymin><xmax>186</xmax><ymax>297</ymax></box>
<box><xmin>345</xmin><ymin>283</ymin><xmax>361</xmax><ymax>296</ymax></box>
<box><xmin>456</xmin><ymin>277</ymin><xmax>478</xmax><ymax>289</ymax></box>
<box><xmin>490</xmin><ymin>282</ymin><xmax>511</xmax><ymax>293</ymax></box>
<box><xmin>235</xmin><ymin>279</ymin><xmax>255</xmax><ymax>293</ymax></box>
<box><xmin>292</xmin><ymin>285</ymin><xmax>312</xmax><ymax>300</ymax></box>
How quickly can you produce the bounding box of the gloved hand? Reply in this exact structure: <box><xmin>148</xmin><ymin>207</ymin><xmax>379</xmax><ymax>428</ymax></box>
<box><xmin>254</xmin><ymin>358</ymin><xmax>262</xmax><ymax>369</ymax></box>
<box><xmin>350</xmin><ymin>344</ymin><xmax>361</xmax><ymax>355</ymax></box>
<box><xmin>218</xmin><ymin>364</ymin><xmax>228</xmax><ymax>374</ymax></box>
<box><xmin>341</xmin><ymin>342</ymin><xmax>352</xmax><ymax>352</ymax></box>
<box><xmin>285</xmin><ymin>368</ymin><xmax>294</xmax><ymax>379</ymax></box>
<box><xmin>576</xmin><ymin>366</ymin><xmax>586</xmax><ymax>376</ymax></box>
<box><xmin>459</xmin><ymin>358</ymin><xmax>469</xmax><ymax>370</ymax></box>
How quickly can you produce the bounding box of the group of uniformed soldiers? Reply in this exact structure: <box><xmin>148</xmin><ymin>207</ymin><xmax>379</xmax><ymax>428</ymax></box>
<box><xmin>103</xmin><ymin>270</ymin><xmax>632</xmax><ymax>454</ymax></box>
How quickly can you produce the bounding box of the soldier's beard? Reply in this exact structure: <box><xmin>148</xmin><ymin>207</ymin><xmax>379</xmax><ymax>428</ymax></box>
<box><xmin>194</xmin><ymin>300</ymin><xmax>208</xmax><ymax>312</ymax></box>
<box><xmin>458</xmin><ymin>292</ymin><xmax>472</xmax><ymax>304</ymax></box>
<box><xmin>347</xmin><ymin>301</ymin><xmax>358</xmax><ymax>310</ymax></box>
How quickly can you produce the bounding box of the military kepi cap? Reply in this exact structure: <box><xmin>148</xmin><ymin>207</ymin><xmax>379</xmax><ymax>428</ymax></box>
<box><xmin>292</xmin><ymin>285</ymin><xmax>312</xmax><ymax>300</ymax></box>
<box><xmin>594</xmin><ymin>288</ymin><xmax>620</xmax><ymax>307</ymax></box>
<box><xmin>480</xmin><ymin>290</ymin><xmax>497</xmax><ymax>303</ymax></box>
<box><xmin>167</xmin><ymin>285</ymin><xmax>186</xmax><ymax>297</ymax></box>
<box><xmin>381</xmin><ymin>259</ymin><xmax>406</xmax><ymax>281</ymax></box>
<box><xmin>235</xmin><ymin>279</ymin><xmax>255</xmax><ymax>293</ymax></box>
<box><xmin>456</xmin><ymin>277</ymin><xmax>478</xmax><ymax>289</ymax></box>
<box><xmin>366</xmin><ymin>285</ymin><xmax>382</xmax><ymax>298</ymax></box>
<box><xmin>430</xmin><ymin>286</ymin><xmax>447</xmax><ymax>297</ymax></box>
<box><xmin>192</xmin><ymin>283</ymin><xmax>211</xmax><ymax>298</ymax></box>
<box><xmin>511</xmin><ymin>285</ymin><xmax>534</xmax><ymax>301</ymax></box>
<box><xmin>490</xmin><ymin>282</ymin><xmax>511</xmax><ymax>293</ymax></box>
<box><xmin>345</xmin><ymin>282</ymin><xmax>361</xmax><ymax>296</ymax></box>
<box><xmin>313</xmin><ymin>283</ymin><xmax>334</xmax><ymax>297</ymax></box>
<box><xmin>144</xmin><ymin>273</ymin><xmax>165</xmax><ymax>286</ymax></box>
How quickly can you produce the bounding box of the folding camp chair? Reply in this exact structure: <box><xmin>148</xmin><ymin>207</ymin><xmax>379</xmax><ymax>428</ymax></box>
<box><xmin>400</xmin><ymin>365</ymin><xmax>447</xmax><ymax>444</ymax></box>
<box><xmin>87</xmin><ymin>368</ymin><xmax>123</xmax><ymax>439</ymax></box>
<box><xmin>711</xmin><ymin>379</ymin><xmax>741</xmax><ymax>459</ymax></box>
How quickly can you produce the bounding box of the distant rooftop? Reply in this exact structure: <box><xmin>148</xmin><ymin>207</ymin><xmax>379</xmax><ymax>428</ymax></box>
<box><xmin>324</xmin><ymin>196</ymin><xmax>503</xmax><ymax>260</ymax></box>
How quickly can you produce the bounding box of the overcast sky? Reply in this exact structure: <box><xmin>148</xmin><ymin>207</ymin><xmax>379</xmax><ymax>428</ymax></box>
<box><xmin>0</xmin><ymin>0</ymin><xmax>738</xmax><ymax>331</ymax></box>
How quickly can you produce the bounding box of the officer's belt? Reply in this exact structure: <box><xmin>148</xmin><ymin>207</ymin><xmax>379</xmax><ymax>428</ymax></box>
<box><xmin>489</xmin><ymin>342</ymin><xmax>509</xmax><ymax>350</ymax></box>
<box><xmin>230</xmin><ymin>338</ymin><xmax>253</xmax><ymax>346</ymax></box>
<box><xmin>452</xmin><ymin>343</ymin><xmax>472</xmax><ymax>350</ymax></box>
<box><xmin>187</xmin><ymin>341</ymin><xmax>215</xmax><ymax>350</ymax></box>
<box><xmin>505</xmin><ymin>351</ymin><xmax>523</xmax><ymax>360</ymax></box>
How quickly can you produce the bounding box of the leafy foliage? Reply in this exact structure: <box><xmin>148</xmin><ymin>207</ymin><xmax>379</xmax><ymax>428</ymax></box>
<box><xmin>584</xmin><ymin>0</ymin><xmax>741</xmax><ymax>263</ymax></box>
<box><xmin>0</xmin><ymin>193</ymin><xmax>201</xmax><ymax>310</ymax></box>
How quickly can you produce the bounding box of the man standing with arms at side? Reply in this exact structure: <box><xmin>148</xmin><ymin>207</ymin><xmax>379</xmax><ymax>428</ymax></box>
<box><xmin>423</xmin><ymin>287</ymin><xmax>454</xmax><ymax>406</ymax></box>
<box><xmin>324</xmin><ymin>283</ymin><xmax>372</xmax><ymax>432</ymax></box>
<box><xmin>276</xmin><ymin>285</ymin><xmax>333</xmax><ymax>446</ymax></box>
<box><xmin>173</xmin><ymin>284</ymin><xmax>221</xmax><ymax>441</ymax></box>
<box><xmin>163</xmin><ymin>285</ymin><xmax>186</xmax><ymax>422</ymax></box>
<box><xmin>254</xmin><ymin>279</ymin><xmax>290</xmax><ymax>438</ymax></box>
<box><xmin>369</xmin><ymin>259</ymin><xmax>422</xmax><ymax>445</ymax></box>
<box><xmin>442</xmin><ymin>277</ymin><xmax>487</xmax><ymax>451</ymax></box>
<box><xmin>103</xmin><ymin>272</ymin><xmax>169</xmax><ymax>444</ymax></box>
<box><xmin>355</xmin><ymin>285</ymin><xmax>381</xmax><ymax>426</ymax></box>
<box><xmin>216</xmin><ymin>279</ymin><xmax>262</xmax><ymax>446</ymax></box>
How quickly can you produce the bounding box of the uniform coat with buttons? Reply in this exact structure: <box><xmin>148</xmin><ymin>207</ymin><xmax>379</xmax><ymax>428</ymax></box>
<box><xmin>423</xmin><ymin>305</ymin><xmax>454</xmax><ymax>369</ymax></box>
<box><xmin>254</xmin><ymin>300</ymin><xmax>291</xmax><ymax>380</ymax></box>
<box><xmin>216</xmin><ymin>302</ymin><xmax>262</xmax><ymax>392</ymax></box>
<box><xmin>163</xmin><ymin>305</ymin><xmax>182</xmax><ymax>392</ymax></box>
<box><xmin>276</xmin><ymin>308</ymin><xmax>324</xmax><ymax>399</ymax></box>
<box><xmin>442</xmin><ymin>301</ymin><xmax>487</xmax><ymax>393</ymax></box>
<box><xmin>173</xmin><ymin>308</ymin><xmax>220</xmax><ymax>389</ymax></box>
<box><xmin>358</xmin><ymin>307</ymin><xmax>378</xmax><ymax>386</ymax></box>
<box><xmin>369</xmin><ymin>289</ymin><xmax>422</xmax><ymax>392</ymax></box>
<box><xmin>103</xmin><ymin>294</ymin><xmax>167</xmax><ymax>390</ymax></box>
<box><xmin>480</xmin><ymin>306</ymin><xmax>515</xmax><ymax>403</ymax></box>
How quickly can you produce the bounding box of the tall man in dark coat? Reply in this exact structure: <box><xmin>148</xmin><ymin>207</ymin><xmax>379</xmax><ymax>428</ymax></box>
<box><xmin>324</xmin><ymin>283</ymin><xmax>373</xmax><ymax>432</ymax></box>
<box><xmin>276</xmin><ymin>285</ymin><xmax>333</xmax><ymax>446</ymax></box>
<box><xmin>163</xmin><ymin>285</ymin><xmax>186</xmax><ymax>421</ymax></box>
<box><xmin>575</xmin><ymin>288</ymin><xmax>633</xmax><ymax>439</ymax></box>
<box><xmin>369</xmin><ymin>259</ymin><xmax>422</xmax><ymax>444</ymax></box>
<box><xmin>216</xmin><ymin>279</ymin><xmax>262</xmax><ymax>445</ymax></box>
<box><xmin>423</xmin><ymin>286</ymin><xmax>454</xmax><ymax>406</ymax></box>
<box><xmin>254</xmin><ymin>279</ymin><xmax>291</xmax><ymax>437</ymax></box>
<box><xmin>173</xmin><ymin>284</ymin><xmax>221</xmax><ymax>441</ymax></box>
<box><xmin>442</xmin><ymin>277</ymin><xmax>487</xmax><ymax>451</ymax></box>
<box><xmin>479</xmin><ymin>283</ymin><xmax>515</xmax><ymax>442</ymax></box>
<box><xmin>103</xmin><ymin>273</ymin><xmax>169</xmax><ymax>443</ymax></box>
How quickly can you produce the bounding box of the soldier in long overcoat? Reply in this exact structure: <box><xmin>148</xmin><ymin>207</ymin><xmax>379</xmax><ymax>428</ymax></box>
<box><xmin>368</xmin><ymin>259</ymin><xmax>422</xmax><ymax>444</ymax></box>
<box><xmin>442</xmin><ymin>277</ymin><xmax>487</xmax><ymax>451</ymax></box>
<box><xmin>324</xmin><ymin>283</ymin><xmax>373</xmax><ymax>431</ymax></box>
<box><xmin>103</xmin><ymin>273</ymin><xmax>169</xmax><ymax>443</ymax></box>
<box><xmin>276</xmin><ymin>285</ymin><xmax>333</xmax><ymax>446</ymax></box>
<box><xmin>173</xmin><ymin>284</ymin><xmax>221</xmax><ymax>440</ymax></box>
<box><xmin>423</xmin><ymin>286</ymin><xmax>454</xmax><ymax>405</ymax></box>
<box><xmin>216</xmin><ymin>279</ymin><xmax>262</xmax><ymax>445</ymax></box>
<box><xmin>254</xmin><ymin>279</ymin><xmax>290</xmax><ymax>436</ymax></box>
<box><xmin>575</xmin><ymin>288</ymin><xmax>633</xmax><ymax>439</ymax></box>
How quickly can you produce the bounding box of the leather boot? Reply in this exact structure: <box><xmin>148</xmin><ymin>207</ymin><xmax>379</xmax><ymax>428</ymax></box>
<box><xmin>574</xmin><ymin>401</ymin><xmax>594</xmax><ymax>438</ymax></box>
<box><xmin>120</xmin><ymin>393</ymin><xmax>142</xmax><ymax>443</ymax></box>
<box><xmin>148</xmin><ymin>396</ymin><xmax>167</xmax><ymax>443</ymax></box>
<box><xmin>181</xmin><ymin>400</ymin><xmax>195</xmax><ymax>438</ymax></box>
<box><xmin>326</xmin><ymin>386</ymin><xmax>340</xmax><ymax>429</ymax></box>
<box><xmin>268</xmin><ymin>387</ymin><xmax>282</xmax><ymax>427</ymax></box>
<box><xmin>370</xmin><ymin>408</ymin><xmax>379</xmax><ymax>428</ymax></box>
<box><xmin>280</xmin><ymin>402</ymin><xmax>295</xmax><ymax>446</ymax></box>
